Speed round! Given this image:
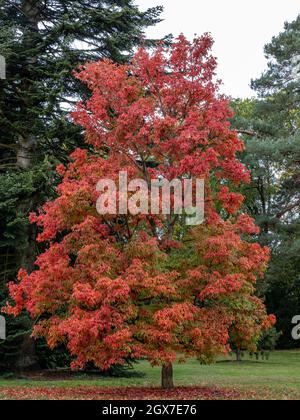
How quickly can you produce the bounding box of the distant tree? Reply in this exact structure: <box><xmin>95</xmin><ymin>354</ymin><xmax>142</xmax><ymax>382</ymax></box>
<box><xmin>229</xmin><ymin>296</ymin><xmax>276</xmax><ymax>362</ymax></box>
<box><xmin>251</xmin><ymin>15</ymin><xmax>300</xmax><ymax>136</ymax></box>
<box><xmin>231</xmin><ymin>15</ymin><xmax>300</xmax><ymax>348</ymax></box>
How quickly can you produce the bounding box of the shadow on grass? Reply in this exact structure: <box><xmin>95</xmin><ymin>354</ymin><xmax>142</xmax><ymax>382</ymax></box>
<box><xmin>0</xmin><ymin>368</ymin><xmax>146</xmax><ymax>381</ymax></box>
<box><xmin>216</xmin><ymin>359</ymin><xmax>281</xmax><ymax>366</ymax></box>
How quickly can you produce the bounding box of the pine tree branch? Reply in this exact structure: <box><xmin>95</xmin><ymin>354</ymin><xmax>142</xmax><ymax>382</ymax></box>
<box><xmin>237</xmin><ymin>129</ymin><xmax>263</xmax><ymax>138</ymax></box>
<box><xmin>276</xmin><ymin>198</ymin><xmax>300</xmax><ymax>219</ymax></box>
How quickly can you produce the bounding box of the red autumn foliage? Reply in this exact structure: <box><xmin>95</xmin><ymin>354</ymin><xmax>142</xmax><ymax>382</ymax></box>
<box><xmin>3</xmin><ymin>35</ymin><xmax>274</xmax><ymax>371</ymax></box>
<box><xmin>0</xmin><ymin>386</ymin><xmax>240</xmax><ymax>401</ymax></box>
<box><xmin>1</xmin><ymin>384</ymin><xmax>297</xmax><ymax>401</ymax></box>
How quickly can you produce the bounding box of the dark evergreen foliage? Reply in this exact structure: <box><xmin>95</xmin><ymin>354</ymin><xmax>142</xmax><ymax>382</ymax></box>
<box><xmin>0</xmin><ymin>0</ymin><xmax>163</xmax><ymax>370</ymax></box>
<box><xmin>232</xmin><ymin>15</ymin><xmax>300</xmax><ymax>348</ymax></box>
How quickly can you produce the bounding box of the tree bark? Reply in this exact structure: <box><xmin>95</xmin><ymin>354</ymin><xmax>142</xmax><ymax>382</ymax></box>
<box><xmin>12</xmin><ymin>0</ymin><xmax>42</xmax><ymax>372</ymax></box>
<box><xmin>161</xmin><ymin>363</ymin><xmax>174</xmax><ymax>389</ymax></box>
<box><xmin>16</xmin><ymin>1</ymin><xmax>40</xmax><ymax>169</ymax></box>
<box><xmin>17</xmin><ymin>134</ymin><xmax>37</xmax><ymax>169</ymax></box>
<box><xmin>14</xmin><ymin>198</ymin><xmax>40</xmax><ymax>371</ymax></box>
<box><xmin>236</xmin><ymin>349</ymin><xmax>242</xmax><ymax>362</ymax></box>
<box><xmin>15</xmin><ymin>333</ymin><xmax>39</xmax><ymax>372</ymax></box>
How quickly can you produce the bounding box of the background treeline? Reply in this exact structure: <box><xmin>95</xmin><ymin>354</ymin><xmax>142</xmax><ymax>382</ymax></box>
<box><xmin>231</xmin><ymin>15</ymin><xmax>300</xmax><ymax>348</ymax></box>
<box><xmin>0</xmin><ymin>0</ymin><xmax>299</xmax><ymax>370</ymax></box>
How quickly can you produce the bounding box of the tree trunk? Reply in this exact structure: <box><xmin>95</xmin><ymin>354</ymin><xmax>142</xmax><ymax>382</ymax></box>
<box><xmin>12</xmin><ymin>0</ymin><xmax>41</xmax><ymax>371</ymax></box>
<box><xmin>14</xmin><ymin>196</ymin><xmax>40</xmax><ymax>371</ymax></box>
<box><xmin>17</xmin><ymin>134</ymin><xmax>37</xmax><ymax>169</ymax></box>
<box><xmin>161</xmin><ymin>363</ymin><xmax>174</xmax><ymax>389</ymax></box>
<box><xmin>16</xmin><ymin>1</ymin><xmax>40</xmax><ymax>169</ymax></box>
<box><xmin>236</xmin><ymin>349</ymin><xmax>242</xmax><ymax>362</ymax></box>
<box><xmin>15</xmin><ymin>333</ymin><xmax>39</xmax><ymax>372</ymax></box>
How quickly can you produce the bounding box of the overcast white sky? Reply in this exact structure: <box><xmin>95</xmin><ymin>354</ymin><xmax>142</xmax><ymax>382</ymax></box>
<box><xmin>134</xmin><ymin>0</ymin><xmax>299</xmax><ymax>98</ymax></box>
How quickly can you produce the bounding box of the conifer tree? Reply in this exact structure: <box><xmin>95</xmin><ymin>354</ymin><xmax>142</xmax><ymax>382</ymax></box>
<box><xmin>0</xmin><ymin>0</ymin><xmax>163</xmax><ymax>370</ymax></box>
<box><xmin>232</xmin><ymin>15</ymin><xmax>300</xmax><ymax>347</ymax></box>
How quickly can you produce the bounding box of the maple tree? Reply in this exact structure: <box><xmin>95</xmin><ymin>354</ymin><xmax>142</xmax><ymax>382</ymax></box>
<box><xmin>3</xmin><ymin>35</ymin><xmax>275</xmax><ymax>389</ymax></box>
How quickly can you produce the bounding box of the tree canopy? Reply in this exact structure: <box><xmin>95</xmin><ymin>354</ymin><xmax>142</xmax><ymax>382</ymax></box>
<box><xmin>4</xmin><ymin>36</ymin><xmax>274</xmax><ymax>387</ymax></box>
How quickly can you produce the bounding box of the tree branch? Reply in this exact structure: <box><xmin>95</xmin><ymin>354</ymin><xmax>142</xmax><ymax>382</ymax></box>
<box><xmin>276</xmin><ymin>198</ymin><xmax>300</xmax><ymax>219</ymax></box>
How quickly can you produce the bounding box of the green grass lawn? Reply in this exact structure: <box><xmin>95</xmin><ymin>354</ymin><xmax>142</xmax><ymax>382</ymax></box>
<box><xmin>0</xmin><ymin>350</ymin><xmax>300</xmax><ymax>399</ymax></box>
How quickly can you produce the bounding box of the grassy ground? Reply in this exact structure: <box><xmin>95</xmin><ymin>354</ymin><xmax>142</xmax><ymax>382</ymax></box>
<box><xmin>0</xmin><ymin>350</ymin><xmax>300</xmax><ymax>400</ymax></box>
